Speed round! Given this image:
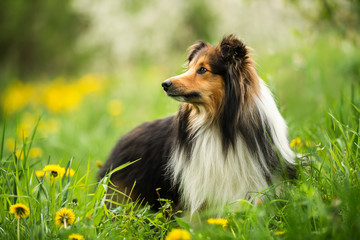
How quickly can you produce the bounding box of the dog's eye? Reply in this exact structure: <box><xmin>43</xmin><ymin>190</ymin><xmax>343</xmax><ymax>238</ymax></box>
<box><xmin>197</xmin><ymin>67</ymin><xmax>208</xmax><ymax>74</ymax></box>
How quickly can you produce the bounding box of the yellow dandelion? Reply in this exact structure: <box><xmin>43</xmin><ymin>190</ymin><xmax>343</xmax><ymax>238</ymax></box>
<box><xmin>55</xmin><ymin>208</ymin><xmax>75</xmax><ymax>228</ymax></box>
<box><xmin>9</xmin><ymin>203</ymin><xmax>30</xmax><ymax>218</ymax></box>
<box><xmin>274</xmin><ymin>230</ymin><xmax>286</xmax><ymax>235</ymax></box>
<box><xmin>36</xmin><ymin>170</ymin><xmax>45</xmax><ymax>178</ymax></box>
<box><xmin>96</xmin><ymin>160</ymin><xmax>103</xmax><ymax>168</ymax></box>
<box><xmin>107</xmin><ymin>99</ymin><xmax>123</xmax><ymax>116</ymax></box>
<box><xmin>322</xmin><ymin>194</ymin><xmax>331</xmax><ymax>201</ymax></box>
<box><xmin>2</xmin><ymin>82</ymin><xmax>34</xmax><ymax>114</ymax></box>
<box><xmin>68</xmin><ymin>233</ymin><xmax>84</xmax><ymax>240</ymax></box>
<box><xmin>42</xmin><ymin>78</ymin><xmax>82</xmax><ymax>113</ymax></box>
<box><xmin>207</xmin><ymin>218</ymin><xmax>228</xmax><ymax>228</ymax></box>
<box><xmin>43</xmin><ymin>164</ymin><xmax>65</xmax><ymax>178</ymax></box>
<box><xmin>15</xmin><ymin>150</ymin><xmax>24</xmax><ymax>160</ymax></box>
<box><xmin>290</xmin><ymin>137</ymin><xmax>302</xmax><ymax>148</ymax></box>
<box><xmin>15</xmin><ymin>147</ymin><xmax>42</xmax><ymax>160</ymax></box>
<box><xmin>65</xmin><ymin>168</ymin><xmax>75</xmax><ymax>177</ymax></box>
<box><xmin>165</xmin><ymin>229</ymin><xmax>191</xmax><ymax>240</ymax></box>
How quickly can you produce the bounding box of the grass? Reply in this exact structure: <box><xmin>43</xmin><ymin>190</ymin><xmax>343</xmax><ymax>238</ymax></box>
<box><xmin>0</xmin><ymin>35</ymin><xmax>360</xmax><ymax>239</ymax></box>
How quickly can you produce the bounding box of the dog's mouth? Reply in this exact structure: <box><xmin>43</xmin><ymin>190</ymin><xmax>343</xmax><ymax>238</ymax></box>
<box><xmin>166</xmin><ymin>91</ymin><xmax>201</xmax><ymax>102</ymax></box>
<box><xmin>162</xmin><ymin>80</ymin><xmax>201</xmax><ymax>102</ymax></box>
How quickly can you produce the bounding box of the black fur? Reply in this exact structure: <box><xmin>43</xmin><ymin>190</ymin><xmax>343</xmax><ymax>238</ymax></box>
<box><xmin>100</xmin><ymin>35</ymin><xmax>296</xmax><ymax>211</ymax></box>
<box><xmin>99</xmin><ymin>116</ymin><xmax>179</xmax><ymax>209</ymax></box>
<box><xmin>187</xmin><ymin>41</ymin><xmax>208</xmax><ymax>63</ymax></box>
<box><xmin>176</xmin><ymin>104</ymin><xmax>194</xmax><ymax>159</ymax></box>
<box><xmin>220</xmin><ymin>35</ymin><xmax>248</xmax><ymax>63</ymax></box>
<box><xmin>216</xmin><ymin>36</ymin><xmax>282</xmax><ymax>179</ymax></box>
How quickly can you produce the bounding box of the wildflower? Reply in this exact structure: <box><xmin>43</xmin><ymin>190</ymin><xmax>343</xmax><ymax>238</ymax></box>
<box><xmin>207</xmin><ymin>218</ymin><xmax>228</xmax><ymax>228</ymax></box>
<box><xmin>68</xmin><ymin>233</ymin><xmax>84</xmax><ymax>240</ymax></box>
<box><xmin>274</xmin><ymin>230</ymin><xmax>286</xmax><ymax>235</ymax></box>
<box><xmin>10</xmin><ymin>203</ymin><xmax>30</xmax><ymax>240</ymax></box>
<box><xmin>9</xmin><ymin>203</ymin><xmax>30</xmax><ymax>219</ymax></box>
<box><xmin>36</xmin><ymin>170</ymin><xmax>45</xmax><ymax>178</ymax></box>
<box><xmin>290</xmin><ymin>137</ymin><xmax>301</xmax><ymax>148</ymax></box>
<box><xmin>16</xmin><ymin>146</ymin><xmax>42</xmax><ymax>160</ymax></box>
<box><xmin>42</xmin><ymin>78</ymin><xmax>82</xmax><ymax>113</ymax></box>
<box><xmin>65</xmin><ymin>168</ymin><xmax>75</xmax><ymax>177</ymax></box>
<box><xmin>15</xmin><ymin>150</ymin><xmax>24</xmax><ymax>160</ymax></box>
<box><xmin>96</xmin><ymin>160</ymin><xmax>103</xmax><ymax>168</ymax></box>
<box><xmin>2</xmin><ymin>82</ymin><xmax>34</xmax><ymax>114</ymax></box>
<box><xmin>107</xmin><ymin>99</ymin><xmax>123</xmax><ymax>116</ymax></box>
<box><xmin>322</xmin><ymin>194</ymin><xmax>331</xmax><ymax>201</ymax></box>
<box><xmin>43</xmin><ymin>164</ymin><xmax>65</xmax><ymax>178</ymax></box>
<box><xmin>165</xmin><ymin>229</ymin><xmax>191</xmax><ymax>240</ymax></box>
<box><xmin>55</xmin><ymin>208</ymin><xmax>75</xmax><ymax>228</ymax></box>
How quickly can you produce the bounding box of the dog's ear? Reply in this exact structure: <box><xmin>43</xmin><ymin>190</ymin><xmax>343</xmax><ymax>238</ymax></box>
<box><xmin>218</xmin><ymin>35</ymin><xmax>260</xmax><ymax>151</ymax></box>
<box><xmin>220</xmin><ymin>35</ymin><xmax>259</xmax><ymax>105</ymax></box>
<box><xmin>187</xmin><ymin>40</ymin><xmax>209</xmax><ymax>63</ymax></box>
<box><xmin>220</xmin><ymin>35</ymin><xmax>248</xmax><ymax>64</ymax></box>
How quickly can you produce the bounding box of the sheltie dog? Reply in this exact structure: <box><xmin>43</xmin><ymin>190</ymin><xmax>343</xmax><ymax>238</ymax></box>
<box><xmin>99</xmin><ymin>35</ymin><xmax>296</xmax><ymax>214</ymax></box>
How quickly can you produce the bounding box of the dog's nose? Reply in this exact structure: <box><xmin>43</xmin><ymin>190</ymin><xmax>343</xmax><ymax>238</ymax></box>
<box><xmin>161</xmin><ymin>80</ymin><xmax>172</xmax><ymax>91</ymax></box>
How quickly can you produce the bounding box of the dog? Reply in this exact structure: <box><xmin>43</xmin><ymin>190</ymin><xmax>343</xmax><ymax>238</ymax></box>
<box><xmin>99</xmin><ymin>35</ymin><xmax>296</xmax><ymax>214</ymax></box>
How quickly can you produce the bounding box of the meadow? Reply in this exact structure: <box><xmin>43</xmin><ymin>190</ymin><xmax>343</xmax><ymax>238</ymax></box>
<box><xmin>1</xmin><ymin>35</ymin><xmax>360</xmax><ymax>239</ymax></box>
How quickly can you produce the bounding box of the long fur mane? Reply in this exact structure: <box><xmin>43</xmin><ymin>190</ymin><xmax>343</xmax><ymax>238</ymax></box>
<box><xmin>168</xmin><ymin>35</ymin><xmax>295</xmax><ymax>214</ymax></box>
<box><xmin>100</xmin><ymin>35</ymin><xmax>296</xmax><ymax>215</ymax></box>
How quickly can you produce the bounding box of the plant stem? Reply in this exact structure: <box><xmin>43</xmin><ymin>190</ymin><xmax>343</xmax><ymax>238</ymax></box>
<box><xmin>50</xmin><ymin>178</ymin><xmax>56</xmax><ymax>218</ymax></box>
<box><xmin>17</xmin><ymin>217</ymin><xmax>20</xmax><ymax>240</ymax></box>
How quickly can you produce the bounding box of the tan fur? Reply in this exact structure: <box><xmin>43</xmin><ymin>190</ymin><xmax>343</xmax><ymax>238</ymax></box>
<box><xmin>167</xmin><ymin>46</ymin><xmax>225</xmax><ymax>123</ymax></box>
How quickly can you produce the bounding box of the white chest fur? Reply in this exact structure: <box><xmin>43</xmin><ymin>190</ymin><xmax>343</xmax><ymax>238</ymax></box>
<box><xmin>169</xmin><ymin>127</ymin><xmax>269</xmax><ymax>214</ymax></box>
<box><xmin>168</xmin><ymin>80</ymin><xmax>295</xmax><ymax>214</ymax></box>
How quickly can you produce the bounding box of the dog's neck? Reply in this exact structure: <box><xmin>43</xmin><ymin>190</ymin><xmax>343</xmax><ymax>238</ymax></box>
<box><xmin>169</xmin><ymin>123</ymin><xmax>269</xmax><ymax>214</ymax></box>
<box><xmin>169</xmin><ymin>80</ymin><xmax>296</xmax><ymax>214</ymax></box>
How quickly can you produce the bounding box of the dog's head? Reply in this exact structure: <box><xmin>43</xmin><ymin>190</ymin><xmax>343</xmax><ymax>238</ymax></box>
<box><xmin>162</xmin><ymin>35</ymin><xmax>259</xmax><ymax>118</ymax></box>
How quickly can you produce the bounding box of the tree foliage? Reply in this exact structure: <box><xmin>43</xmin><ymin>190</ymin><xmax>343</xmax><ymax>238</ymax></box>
<box><xmin>288</xmin><ymin>0</ymin><xmax>360</xmax><ymax>41</ymax></box>
<box><xmin>0</xmin><ymin>0</ymin><xmax>90</xmax><ymax>78</ymax></box>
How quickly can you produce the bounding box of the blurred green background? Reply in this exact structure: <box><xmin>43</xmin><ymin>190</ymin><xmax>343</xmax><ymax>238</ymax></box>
<box><xmin>0</xmin><ymin>0</ymin><xmax>359</xmax><ymax>177</ymax></box>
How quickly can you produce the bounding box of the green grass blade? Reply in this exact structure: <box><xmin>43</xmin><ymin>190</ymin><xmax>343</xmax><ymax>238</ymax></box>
<box><xmin>0</xmin><ymin>118</ymin><xmax>5</xmax><ymax>160</ymax></box>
